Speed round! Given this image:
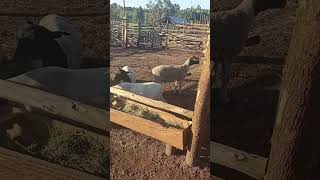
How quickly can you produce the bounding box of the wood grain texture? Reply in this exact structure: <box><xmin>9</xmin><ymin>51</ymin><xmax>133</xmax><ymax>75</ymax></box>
<box><xmin>0</xmin><ymin>147</ymin><xmax>105</xmax><ymax>180</ymax></box>
<box><xmin>210</xmin><ymin>141</ymin><xmax>267</xmax><ymax>180</ymax></box>
<box><xmin>110</xmin><ymin>108</ymin><xmax>189</xmax><ymax>150</ymax></box>
<box><xmin>0</xmin><ymin>79</ymin><xmax>109</xmax><ymax>133</ymax></box>
<box><xmin>110</xmin><ymin>87</ymin><xmax>193</xmax><ymax>119</ymax></box>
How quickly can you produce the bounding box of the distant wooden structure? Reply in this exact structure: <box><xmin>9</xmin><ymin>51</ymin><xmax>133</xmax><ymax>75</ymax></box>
<box><xmin>110</xmin><ymin>17</ymin><xmax>209</xmax><ymax>50</ymax></box>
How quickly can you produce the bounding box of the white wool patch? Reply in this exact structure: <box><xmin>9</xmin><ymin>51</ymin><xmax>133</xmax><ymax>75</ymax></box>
<box><xmin>39</xmin><ymin>14</ymin><xmax>81</xmax><ymax>69</ymax></box>
<box><xmin>113</xmin><ymin>82</ymin><xmax>163</xmax><ymax>100</ymax></box>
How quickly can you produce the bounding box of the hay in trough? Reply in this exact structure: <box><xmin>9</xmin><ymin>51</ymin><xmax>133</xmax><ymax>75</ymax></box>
<box><xmin>122</xmin><ymin>104</ymin><xmax>184</xmax><ymax>130</ymax></box>
<box><xmin>40</xmin><ymin>130</ymin><xmax>108</xmax><ymax>177</ymax></box>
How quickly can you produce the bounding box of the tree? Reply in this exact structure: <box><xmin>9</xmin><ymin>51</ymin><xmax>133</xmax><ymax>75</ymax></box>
<box><xmin>265</xmin><ymin>0</ymin><xmax>320</xmax><ymax>179</ymax></box>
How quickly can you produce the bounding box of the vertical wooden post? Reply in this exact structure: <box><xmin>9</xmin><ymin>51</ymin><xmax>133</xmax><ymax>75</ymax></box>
<box><xmin>265</xmin><ymin>0</ymin><xmax>320</xmax><ymax>179</ymax></box>
<box><xmin>137</xmin><ymin>21</ymin><xmax>141</xmax><ymax>47</ymax></box>
<box><xmin>186</xmin><ymin>33</ymin><xmax>211</xmax><ymax>166</ymax></box>
<box><xmin>123</xmin><ymin>18</ymin><xmax>128</xmax><ymax>47</ymax></box>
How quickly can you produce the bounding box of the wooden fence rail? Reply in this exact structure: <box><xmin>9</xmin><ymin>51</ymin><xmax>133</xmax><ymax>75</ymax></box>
<box><xmin>110</xmin><ymin>18</ymin><xmax>209</xmax><ymax>50</ymax></box>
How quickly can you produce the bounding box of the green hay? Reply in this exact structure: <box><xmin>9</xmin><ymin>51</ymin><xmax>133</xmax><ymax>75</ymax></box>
<box><xmin>122</xmin><ymin>104</ymin><xmax>183</xmax><ymax>129</ymax></box>
<box><xmin>40</xmin><ymin>130</ymin><xmax>108</xmax><ymax>177</ymax></box>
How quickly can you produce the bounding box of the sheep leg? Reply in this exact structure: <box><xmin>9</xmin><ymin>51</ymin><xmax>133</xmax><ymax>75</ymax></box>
<box><xmin>221</xmin><ymin>58</ymin><xmax>232</xmax><ymax>104</ymax></box>
<box><xmin>178</xmin><ymin>81</ymin><xmax>182</xmax><ymax>94</ymax></box>
<box><xmin>174</xmin><ymin>81</ymin><xmax>178</xmax><ymax>93</ymax></box>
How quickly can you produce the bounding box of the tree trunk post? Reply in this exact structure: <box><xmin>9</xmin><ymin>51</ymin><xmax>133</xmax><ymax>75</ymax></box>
<box><xmin>137</xmin><ymin>20</ymin><xmax>141</xmax><ymax>47</ymax></box>
<box><xmin>186</xmin><ymin>33</ymin><xmax>211</xmax><ymax>166</ymax></box>
<box><xmin>265</xmin><ymin>0</ymin><xmax>320</xmax><ymax>179</ymax></box>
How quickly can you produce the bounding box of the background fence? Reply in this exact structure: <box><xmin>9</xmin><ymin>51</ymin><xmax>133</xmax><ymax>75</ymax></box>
<box><xmin>110</xmin><ymin>18</ymin><xmax>209</xmax><ymax>50</ymax></box>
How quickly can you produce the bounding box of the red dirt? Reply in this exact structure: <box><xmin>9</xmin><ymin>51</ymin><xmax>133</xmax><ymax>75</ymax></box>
<box><xmin>110</xmin><ymin>47</ymin><xmax>211</xmax><ymax>179</ymax></box>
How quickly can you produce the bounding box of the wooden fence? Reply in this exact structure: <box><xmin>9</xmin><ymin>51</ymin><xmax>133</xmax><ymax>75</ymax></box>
<box><xmin>110</xmin><ymin>18</ymin><xmax>209</xmax><ymax>50</ymax></box>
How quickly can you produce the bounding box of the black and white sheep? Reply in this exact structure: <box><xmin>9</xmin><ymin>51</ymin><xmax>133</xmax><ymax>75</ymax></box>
<box><xmin>112</xmin><ymin>67</ymin><xmax>166</xmax><ymax>102</ymax></box>
<box><xmin>7</xmin><ymin>66</ymin><xmax>107</xmax><ymax>108</ymax></box>
<box><xmin>122</xmin><ymin>66</ymin><xmax>136</xmax><ymax>83</ymax></box>
<box><xmin>212</xmin><ymin>0</ymin><xmax>287</xmax><ymax>103</ymax></box>
<box><xmin>13</xmin><ymin>14</ymin><xmax>81</xmax><ymax>69</ymax></box>
<box><xmin>152</xmin><ymin>56</ymin><xmax>200</xmax><ymax>93</ymax></box>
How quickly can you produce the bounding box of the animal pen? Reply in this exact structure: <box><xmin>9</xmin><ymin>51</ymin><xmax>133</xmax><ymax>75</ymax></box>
<box><xmin>0</xmin><ymin>79</ymin><xmax>108</xmax><ymax>179</ymax></box>
<box><xmin>110</xmin><ymin>17</ymin><xmax>209</xmax><ymax>50</ymax></box>
<box><xmin>111</xmin><ymin>20</ymin><xmax>269</xmax><ymax>179</ymax></box>
<box><xmin>110</xmin><ymin>31</ymin><xmax>210</xmax><ymax>166</ymax></box>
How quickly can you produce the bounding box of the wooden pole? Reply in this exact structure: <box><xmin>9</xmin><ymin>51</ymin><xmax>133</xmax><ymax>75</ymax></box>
<box><xmin>137</xmin><ymin>20</ymin><xmax>141</xmax><ymax>47</ymax></box>
<box><xmin>265</xmin><ymin>0</ymin><xmax>320</xmax><ymax>179</ymax></box>
<box><xmin>186</xmin><ymin>33</ymin><xmax>210</xmax><ymax>166</ymax></box>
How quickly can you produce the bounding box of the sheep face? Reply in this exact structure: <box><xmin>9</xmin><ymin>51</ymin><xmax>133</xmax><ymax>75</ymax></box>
<box><xmin>186</xmin><ymin>56</ymin><xmax>200</xmax><ymax>66</ymax></box>
<box><xmin>113</xmin><ymin>68</ymin><xmax>131</xmax><ymax>85</ymax></box>
<box><xmin>254</xmin><ymin>0</ymin><xmax>287</xmax><ymax>14</ymax></box>
<box><xmin>14</xmin><ymin>20</ymin><xmax>70</xmax><ymax>68</ymax></box>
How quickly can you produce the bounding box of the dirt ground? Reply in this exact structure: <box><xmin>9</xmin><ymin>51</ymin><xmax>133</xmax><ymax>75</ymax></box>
<box><xmin>110</xmin><ymin>47</ymin><xmax>211</xmax><ymax>179</ymax></box>
<box><xmin>211</xmin><ymin>1</ymin><xmax>298</xmax><ymax>179</ymax></box>
<box><xmin>110</xmin><ymin>1</ymin><xmax>298</xmax><ymax>180</ymax></box>
<box><xmin>0</xmin><ymin>0</ymin><xmax>109</xmax><ymax>178</ymax></box>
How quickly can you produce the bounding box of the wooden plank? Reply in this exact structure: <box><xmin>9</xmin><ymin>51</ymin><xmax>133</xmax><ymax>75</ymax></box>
<box><xmin>0</xmin><ymin>147</ymin><xmax>105</xmax><ymax>180</ymax></box>
<box><xmin>110</xmin><ymin>108</ymin><xmax>188</xmax><ymax>150</ymax></box>
<box><xmin>0</xmin><ymin>79</ymin><xmax>109</xmax><ymax>134</ymax></box>
<box><xmin>210</xmin><ymin>141</ymin><xmax>268</xmax><ymax>180</ymax></box>
<box><xmin>110</xmin><ymin>87</ymin><xmax>193</xmax><ymax>119</ymax></box>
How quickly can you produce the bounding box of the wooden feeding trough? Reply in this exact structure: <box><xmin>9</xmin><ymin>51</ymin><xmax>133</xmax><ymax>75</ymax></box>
<box><xmin>110</xmin><ymin>87</ymin><xmax>193</xmax><ymax>152</ymax></box>
<box><xmin>0</xmin><ymin>79</ymin><xmax>108</xmax><ymax>179</ymax></box>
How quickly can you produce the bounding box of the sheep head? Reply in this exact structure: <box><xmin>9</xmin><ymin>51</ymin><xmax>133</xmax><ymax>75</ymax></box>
<box><xmin>113</xmin><ymin>68</ymin><xmax>131</xmax><ymax>85</ymax></box>
<box><xmin>185</xmin><ymin>56</ymin><xmax>200</xmax><ymax>66</ymax></box>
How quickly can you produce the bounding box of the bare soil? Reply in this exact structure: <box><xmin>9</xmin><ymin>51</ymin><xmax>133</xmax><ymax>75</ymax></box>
<box><xmin>110</xmin><ymin>1</ymin><xmax>298</xmax><ymax>180</ymax></box>
<box><xmin>211</xmin><ymin>1</ymin><xmax>298</xmax><ymax>179</ymax></box>
<box><xmin>110</xmin><ymin>47</ymin><xmax>211</xmax><ymax>179</ymax></box>
<box><xmin>0</xmin><ymin>0</ymin><xmax>109</xmax><ymax>178</ymax></box>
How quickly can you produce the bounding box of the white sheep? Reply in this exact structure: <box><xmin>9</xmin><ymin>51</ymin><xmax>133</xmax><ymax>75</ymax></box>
<box><xmin>112</xmin><ymin>82</ymin><xmax>166</xmax><ymax>102</ymax></box>
<box><xmin>122</xmin><ymin>66</ymin><xmax>136</xmax><ymax>83</ymax></box>
<box><xmin>212</xmin><ymin>0</ymin><xmax>287</xmax><ymax>103</ymax></box>
<box><xmin>39</xmin><ymin>14</ymin><xmax>81</xmax><ymax>68</ymax></box>
<box><xmin>152</xmin><ymin>56</ymin><xmax>200</xmax><ymax>93</ymax></box>
<box><xmin>7</xmin><ymin>66</ymin><xmax>107</xmax><ymax>108</ymax></box>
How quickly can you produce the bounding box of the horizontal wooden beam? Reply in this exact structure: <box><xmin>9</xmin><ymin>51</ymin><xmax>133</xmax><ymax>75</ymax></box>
<box><xmin>110</xmin><ymin>108</ymin><xmax>189</xmax><ymax>150</ymax></box>
<box><xmin>110</xmin><ymin>87</ymin><xmax>193</xmax><ymax>119</ymax></box>
<box><xmin>0</xmin><ymin>147</ymin><xmax>105</xmax><ymax>180</ymax></box>
<box><xmin>0</xmin><ymin>79</ymin><xmax>109</xmax><ymax>134</ymax></box>
<box><xmin>210</xmin><ymin>141</ymin><xmax>268</xmax><ymax>180</ymax></box>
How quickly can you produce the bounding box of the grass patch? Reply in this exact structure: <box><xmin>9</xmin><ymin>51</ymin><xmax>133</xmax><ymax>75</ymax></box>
<box><xmin>122</xmin><ymin>104</ymin><xmax>183</xmax><ymax>129</ymax></box>
<box><xmin>40</xmin><ymin>130</ymin><xmax>108</xmax><ymax>177</ymax></box>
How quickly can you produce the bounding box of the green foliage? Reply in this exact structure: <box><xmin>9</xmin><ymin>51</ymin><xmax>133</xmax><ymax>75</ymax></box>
<box><xmin>110</xmin><ymin>0</ymin><xmax>209</xmax><ymax>25</ymax></box>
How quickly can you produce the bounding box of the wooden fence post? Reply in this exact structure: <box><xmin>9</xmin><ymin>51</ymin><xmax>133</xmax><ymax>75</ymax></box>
<box><xmin>137</xmin><ymin>21</ymin><xmax>141</xmax><ymax>47</ymax></box>
<box><xmin>186</xmin><ymin>33</ymin><xmax>210</xmax><ymax>166</ymax></box>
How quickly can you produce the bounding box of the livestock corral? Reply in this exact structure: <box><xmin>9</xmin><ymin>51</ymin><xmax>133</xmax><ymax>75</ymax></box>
<box><xmin>110</xmin><ymin>48</ymin><xmax>211</xmax><ymax>179</ymax></box>
<box><xmin>110</xmin><ymin>18</ymin><xmax>211</xmax><ymax>180</ymax></box>
<box><xmin>211</xmin><ymin>0</ymin><xmax>298</xmax><ymax>179</ymax></box>
<box><xmin>0</xmin><ymin>0</ymin><xmax>108</xmax><ymax>179</ymax></box>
